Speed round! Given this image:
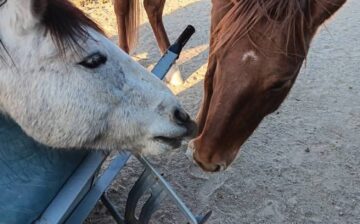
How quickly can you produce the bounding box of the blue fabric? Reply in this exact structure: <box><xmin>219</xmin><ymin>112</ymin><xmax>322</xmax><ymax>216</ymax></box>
<box><xmin>0</xmin><ymin>116</ymin><xmax>87</xmax><ymax>224</ymax></box>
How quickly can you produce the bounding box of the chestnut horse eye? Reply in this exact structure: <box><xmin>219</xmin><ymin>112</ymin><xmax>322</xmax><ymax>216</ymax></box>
<box><xmin>79</xmin><ymin>52</ymin><xmax>107</xmax><ymax>69</ymax></box>
<box><xmin>269</xmin><ymin>80</ymin><xmax>290</xmax><ymax>92</ymax></box>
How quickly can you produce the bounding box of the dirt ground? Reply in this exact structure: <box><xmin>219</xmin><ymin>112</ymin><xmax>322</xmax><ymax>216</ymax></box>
<box><xmin>73</xmin><ymin>0</ymin><xmax>360</xmax><ymax>223</ymax></box>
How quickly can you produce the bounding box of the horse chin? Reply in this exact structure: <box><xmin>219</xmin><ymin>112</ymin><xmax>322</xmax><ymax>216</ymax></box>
<box><xmin>138</xmin><ymin>137</ymin><xmax>183</xmax><ymax>155</ymax></box>
<box><xmin>153</xmin><ymin>136</ymin><xmax>183</xmax><ymax>149</ymax></box>
<box><xmin>144</xmin><ymin>119</ymin><xmax>197</xmax><ymax>154</ymax></box>
<box><xmin>186</xmin><ymin>141</ymin><xmax>228</xmax><ymax>172</ymax></box>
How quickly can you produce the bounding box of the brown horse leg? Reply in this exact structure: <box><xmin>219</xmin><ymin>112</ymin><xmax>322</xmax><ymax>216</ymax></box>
<box><xmin>144</xmin><ymin>0</ymin><xmax>169</xmax><ymax>53</ymax></box>
<box><xmin>144</xmin><ymin>0</ymin><xmax>184</xmax><ymax>85</ymax></box>
<box><xmin>114</xmin><ymin>0</ymin><xmax>130</xmax><ymax>53</ymax></box>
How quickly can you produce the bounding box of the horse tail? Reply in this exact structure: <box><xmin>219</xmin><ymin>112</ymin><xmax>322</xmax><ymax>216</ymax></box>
<box><xmin>126</xmin><ymin>0</ymin><xmax>140</xmax><ymax>52</ymax></box>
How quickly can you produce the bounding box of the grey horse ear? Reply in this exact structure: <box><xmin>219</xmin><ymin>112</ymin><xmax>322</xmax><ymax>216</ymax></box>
<box><xmin>32</xmin><ymin>0</ymin><xmax>48</xmax><ymax>18</ymax></box>
<box><xmin>0</xmin><ymin>0</ymin><xmax>6</xmax><ymax>7</ymax></box>
<box><xmin>310</xmin><ymin>0</ymin><xmax>346</xmax><ymax>29</ymax></box>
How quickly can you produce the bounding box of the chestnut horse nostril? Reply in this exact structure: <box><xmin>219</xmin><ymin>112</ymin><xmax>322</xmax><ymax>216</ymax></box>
<box><xmin>173</xmin><ymin>108</ymin><xmax>190</xmax><ymax>124</ymax></box>
<box><xmin>197</xmin><ymin>161</ymin><xmax>223</xmax><ymax>172</ymax></box>
<box><xmin>194</xmin><ymin>155</ymin><xmax>227</xmax><ymax>172</ymax></box>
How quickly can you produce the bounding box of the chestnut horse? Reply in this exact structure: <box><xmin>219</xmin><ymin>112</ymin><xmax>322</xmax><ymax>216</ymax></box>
<box><xmin>112</xmin><ymin>0</ymin><xmax>347</xmax><ymax>171</ymax></box>
<box><xmin>190</xmin><ymin>0</ymin><xmax>347</xmax><ymax>171</ymax></box>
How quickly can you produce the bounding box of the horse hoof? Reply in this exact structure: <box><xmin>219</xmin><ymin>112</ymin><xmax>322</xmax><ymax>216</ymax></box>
<box><xmin>165</xmin><ymin>64</ymin><xmax>184</xmax><ymax>86</ymax></box>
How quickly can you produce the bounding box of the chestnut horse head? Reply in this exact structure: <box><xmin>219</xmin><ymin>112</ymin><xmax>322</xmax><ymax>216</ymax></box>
<box><xmin>190</xmin><ymin>0</ymin><xmax>347</xmax><ymax>172</ymax></box>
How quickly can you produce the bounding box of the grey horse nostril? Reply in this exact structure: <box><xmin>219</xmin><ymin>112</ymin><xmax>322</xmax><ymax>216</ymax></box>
<box><xmin>174</xmin><ymin>108</ymin><xmax>190</xmax><ymax>124</ymax></box>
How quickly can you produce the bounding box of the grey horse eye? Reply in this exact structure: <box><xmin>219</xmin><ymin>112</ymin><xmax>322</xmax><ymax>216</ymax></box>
<box><xmin>79</xmin><ymin>52</ymin><xmax>107</xmax><ymax>69</ymax></box>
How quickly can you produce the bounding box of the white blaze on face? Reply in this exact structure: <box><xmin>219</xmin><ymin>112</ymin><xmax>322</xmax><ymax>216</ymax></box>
<box><xmin>242</xmin><ymin>50</ymin><xmax>258</xmax><ymax>62</ymax></box>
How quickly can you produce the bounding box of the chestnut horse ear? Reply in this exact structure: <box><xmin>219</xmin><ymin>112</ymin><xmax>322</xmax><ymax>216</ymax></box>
<box><xmin>32</xmin><ymin>0</ymin><xmax>48</xmax><ymax>18</ymax></box>
<box><xmin>310</xmin><ymin>0</ymin><xmax>347</xmax><ymax>29</ymax></box>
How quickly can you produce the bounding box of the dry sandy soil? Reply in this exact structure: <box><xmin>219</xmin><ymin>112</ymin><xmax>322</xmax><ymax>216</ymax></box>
<box><xmin>72</xmin><ymin>0</ymin><xmax>360</xmax><ymax>223</ymax></box>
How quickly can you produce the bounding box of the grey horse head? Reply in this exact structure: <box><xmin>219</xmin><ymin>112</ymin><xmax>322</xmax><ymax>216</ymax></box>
<box><xmin>0</xmin><ymin>0</ymin><xmax>196</xmax><ymax>154</ymax></box>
